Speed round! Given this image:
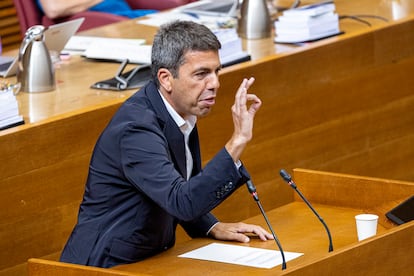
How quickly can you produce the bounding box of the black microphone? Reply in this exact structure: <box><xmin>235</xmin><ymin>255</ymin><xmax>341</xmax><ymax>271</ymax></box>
<box><xmin>279</xmin><ymin>169</ymin><xmax>334</xmax><ymax>252</ymax></box>
<box><xmin>246</xmin><ymin>179</ymin><xmax>287</xmax><ymax>270</ymax></box>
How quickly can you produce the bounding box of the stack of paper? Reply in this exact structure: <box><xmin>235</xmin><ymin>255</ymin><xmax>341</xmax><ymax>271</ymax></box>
<box><xmin>82</xmin><ymin>42</ymin><xmax>152</xmax><ymax>64</ymax></box>
<box><xmin>0</xmin><ymin>84</ymin><xmax>24</xmax><ymax>130</ymax></box>
<box><xmin>274</xmin><ymin>1</ymin><xmax>340</xmax><ymax>43</ymax></box>
<box><xmin>214</xmin><ymin>28</ymin><xmax>251</xmax><ymax>67</ymax></box>
<box><xmin>64</xmin><ymin>36</ymin><xmax>150</xmax><ymax>64</ymax></box>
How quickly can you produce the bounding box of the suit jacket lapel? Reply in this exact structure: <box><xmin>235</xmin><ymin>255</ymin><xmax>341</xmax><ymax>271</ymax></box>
<box><xmin>189</xmin><ymin>126</ymin><xmax>201</xmax><ymax>175</ymax></box>
<box><xmin>164</xmin><ymin>120</ymin><xmax>187</xmax><ymax>178</ymax></box>
<box><xmin>145</xmin><ymin>82</ymin><xmax>187</xmax><ymax>178</ymax></box>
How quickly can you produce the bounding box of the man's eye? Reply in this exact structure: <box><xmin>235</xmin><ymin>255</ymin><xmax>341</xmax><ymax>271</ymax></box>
<box><xmin>195</xmin><ymin>71</ymin><xmax>208</xmax><ymax>78</ymax></box>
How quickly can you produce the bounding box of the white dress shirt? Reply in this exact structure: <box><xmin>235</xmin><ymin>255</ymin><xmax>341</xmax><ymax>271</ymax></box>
<box><xmin>159</xmin><ymin>91</ymin><xmax>196</xmax><ymax>180</ymax></box>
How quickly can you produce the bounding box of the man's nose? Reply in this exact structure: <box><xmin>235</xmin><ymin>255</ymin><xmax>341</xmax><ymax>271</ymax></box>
<box><xmin>207</xmin><ymin>73</ymin><xmax>220</xmax><ymax>89</ymax></box>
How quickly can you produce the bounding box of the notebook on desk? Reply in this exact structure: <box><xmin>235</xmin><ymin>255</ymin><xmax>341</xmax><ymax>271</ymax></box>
<box><xmin>0</xmin><ymin>17</ymin><xmax>84</xmax><ymax>78</ymax></box>
<box><xmin>176</xmin><ymin>0</ymin><xmax>239</xmax><ymax>17</ymax></box>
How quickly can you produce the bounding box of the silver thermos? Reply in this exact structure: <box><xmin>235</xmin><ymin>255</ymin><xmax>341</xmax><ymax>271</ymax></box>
<box><xmin>237</xmin><ymin>0</ymin><xmax>271</xmax><ymax>39</ymax></box>
<box><xmin>17</xmin><ymin>25</ymin><xmax>55</xmax><ymax>93</ymax></box>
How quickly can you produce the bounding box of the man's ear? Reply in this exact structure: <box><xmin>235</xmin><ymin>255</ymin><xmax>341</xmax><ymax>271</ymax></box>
<box><xmin>158</xmin><ymin>68</ymin><xmax>173</xmax><ymax>93</ymax></box>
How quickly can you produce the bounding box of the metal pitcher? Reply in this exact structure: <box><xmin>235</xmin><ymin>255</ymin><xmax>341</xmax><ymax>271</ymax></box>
<box><xmin>237</xmin><ymin>0</ymin><xmax>271</xmax><ymax>39</ymax></box>
<box><xmin>17</xmin><ymin>25</ymin><xmax>55</xmax><ymax>93</ymax></box>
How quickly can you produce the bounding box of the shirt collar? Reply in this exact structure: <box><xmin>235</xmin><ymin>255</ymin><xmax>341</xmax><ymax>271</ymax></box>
<box><xmin>158</xmin><ymin>90</ymin><xmax>197</xmax><ymax>132</ymax></box>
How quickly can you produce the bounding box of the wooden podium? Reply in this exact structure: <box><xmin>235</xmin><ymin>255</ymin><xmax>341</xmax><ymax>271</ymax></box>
<box><xmin>28</xmin><ymin>169</ymin><xmax>414</xmax><ymax>275</ymax></box>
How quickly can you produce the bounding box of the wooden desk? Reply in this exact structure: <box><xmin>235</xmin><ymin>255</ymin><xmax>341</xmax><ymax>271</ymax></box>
<box><xmin>111</xmin><ymin>169</ymin><xmax>414</xmax><ymax>275</ymax></box>
<box><xmin>27</xmin><ymin>169</ymin><xmax>413</xmax><ymax>275</ymax></box>
<box><xmin>1</xmin><ymin>0</ymin><xmax>414</xmax><ymax>275</ymax></box>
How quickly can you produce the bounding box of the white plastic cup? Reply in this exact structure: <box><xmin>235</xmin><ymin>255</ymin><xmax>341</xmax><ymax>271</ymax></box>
<box><xmin>355</xmin><ymin>214</ymin><xmax>379</xmax><ymax>241</ymax></box>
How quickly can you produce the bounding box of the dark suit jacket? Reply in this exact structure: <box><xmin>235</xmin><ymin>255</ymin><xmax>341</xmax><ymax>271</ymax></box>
<box><xmin>60</xmin><ymin>81</ymin><xmax>250</xmax><ymax>268</ymax></box>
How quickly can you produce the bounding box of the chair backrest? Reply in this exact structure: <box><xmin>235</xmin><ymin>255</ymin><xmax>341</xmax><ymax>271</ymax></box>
<box><xmin>41</xmin><ymin>11</ymin><xmax>128</xmax><ymax>33</ymax></box>
<box><xmin>13</xmin><ymin>0</ymin><xmax>198</xmax><ymax>38</ymax></box>
<box><xmin>12</xmin><ymin>0</ymin><xmax>43</xmax><ymax>36</ymax></box>
<box><xmin>12</xmin><ymin>0</ymin><xmax>128</xmax><ymax>37</ymax></box>
<box><xmin>126</xmin><ymin>0</ymin><xmax>196</xmax><ymax>10</ymax></box>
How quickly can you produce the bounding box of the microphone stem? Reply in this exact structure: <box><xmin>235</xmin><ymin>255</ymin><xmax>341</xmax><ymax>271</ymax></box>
<box><xmin>294</xmin><ymin>187</ymin><xmax>334</xmax><ymax>252</ymax></box>
<box><xmin>256</xmin><ymin>200</ymin><xmax>287</xmax><ymax>270</ymax></box>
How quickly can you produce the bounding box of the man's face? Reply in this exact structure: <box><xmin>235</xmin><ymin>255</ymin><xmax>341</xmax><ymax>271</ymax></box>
<box><xmin>161</xmin><ymin>50</ymin><xmax>221</xmax><ymax>119</ymax></box>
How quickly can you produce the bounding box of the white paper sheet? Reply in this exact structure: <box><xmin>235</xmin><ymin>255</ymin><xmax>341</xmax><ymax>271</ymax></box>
<box><xmin>137</xmin><ymin>11</ymin><xmax>234</xmax><ymax>30</ymax></box>
<box><xmin>64</xmin><ymin>36</ymin><xmax>146</xmax><ymax>52</ymax></box>
<box><xmin>178</xmin><ymin>243</ymin><xmax>303</xmax><ymax>269</ymax></box>
<box><xmin>82</xmin><ymin>42</ymin><xmax>152</xmax><ymax>64</ymax></box>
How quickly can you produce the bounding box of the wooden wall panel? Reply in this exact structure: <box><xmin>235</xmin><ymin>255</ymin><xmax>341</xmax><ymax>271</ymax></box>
<box><xmin>0</xmin><ymin>0</ymin><xmax>21</xmax><ymax>51</ymax></box>
<box><xmin>0</xmin><ymin>104</ymin><xmax>120</xmax><ymax>275</ymax></box>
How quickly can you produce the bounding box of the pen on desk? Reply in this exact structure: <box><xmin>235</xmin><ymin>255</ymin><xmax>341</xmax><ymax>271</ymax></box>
<box><xmin>60</xmin><ymin>52</ymin><xmax>71</xmax><ymax>61</ymax></box>
<box><xmin>182</xmin><ymin>12</ymin><xmax>199</xmax><ymax>19</ymax></box>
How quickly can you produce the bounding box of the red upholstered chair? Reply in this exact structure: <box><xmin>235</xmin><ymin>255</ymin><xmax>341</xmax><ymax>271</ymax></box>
<box><xmin>41</xmin><ymin>11</ymin><xmax>127</xmax><ymax>33</ymax></box>
<box><xmin>13</xmin><ymin>0</ymin><xmax>197</xmax><ymax>37</ymax></box>
<box><xmin>126</xmin><ymin>0</ymin><xmax>195</xmax><ymax>11</ymax></box>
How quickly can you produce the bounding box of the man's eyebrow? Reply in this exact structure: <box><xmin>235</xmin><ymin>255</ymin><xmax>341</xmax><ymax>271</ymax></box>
<box><xmin>193</xmin><ymin>66</ymin><xmax>213</xmax><ymax>73</ymax></box>
<box><xmin>195</xmin><ymin>64</ymin><xmax>222</xmax><ymax>72</ymax></box>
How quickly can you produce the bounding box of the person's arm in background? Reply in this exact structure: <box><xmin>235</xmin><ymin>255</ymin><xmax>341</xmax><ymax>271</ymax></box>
<box><xmin>38</xmin><ymin>0</ymin><xmax>103</xmax><ymax>18</ymax></box>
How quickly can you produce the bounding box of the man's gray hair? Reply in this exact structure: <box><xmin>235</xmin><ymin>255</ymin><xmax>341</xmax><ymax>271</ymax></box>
<box><xmin>151</xmin><ymin>20</ymin><xmax>221</xmax><ymax>87</ymax></box>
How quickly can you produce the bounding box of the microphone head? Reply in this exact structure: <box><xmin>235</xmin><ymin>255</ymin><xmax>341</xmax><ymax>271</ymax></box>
<box><xmin>279</xmin><ymin>169</ymin><xmax>292</xmax><ymax>183</ymax></box>
<box><xmin>246</xmin><ymin>179</ymin><xmax>257</xmax><ymax>193</ymax></box>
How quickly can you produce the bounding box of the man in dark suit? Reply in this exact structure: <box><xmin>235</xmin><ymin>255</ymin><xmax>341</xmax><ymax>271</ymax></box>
<box><xmin>60</xmin><ymin>20</ymin><xmax>272</xmax><ymax>268</ymax></box>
